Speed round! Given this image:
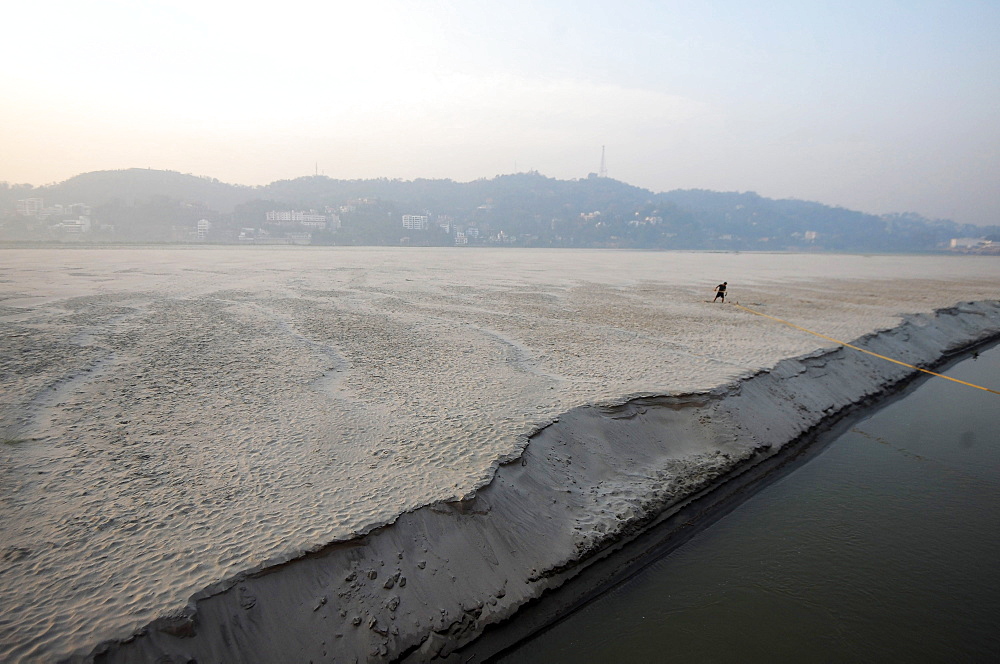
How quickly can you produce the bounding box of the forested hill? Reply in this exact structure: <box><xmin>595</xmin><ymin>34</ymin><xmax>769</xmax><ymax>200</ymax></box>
<box><xmin>1</xmin><ymin>168</ymin><xmax>996</xmax><ymax>251</ymax></box>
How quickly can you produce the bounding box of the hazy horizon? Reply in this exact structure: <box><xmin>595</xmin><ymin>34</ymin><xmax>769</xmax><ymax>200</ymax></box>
<box><xmin>3</xmin><ymin>1</ymin><xmax>998</xmax><ymax>226</ymax></box>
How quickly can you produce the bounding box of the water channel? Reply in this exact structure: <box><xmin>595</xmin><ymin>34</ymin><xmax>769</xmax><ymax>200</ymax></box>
<box><xmin>501</xmin><ymin>342</ymin><xmax>1000</xmax><ymax>663</ymax></box>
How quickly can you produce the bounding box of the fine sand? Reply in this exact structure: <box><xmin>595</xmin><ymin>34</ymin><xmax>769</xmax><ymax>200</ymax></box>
<box><xmin>0</xmin><ymin>247</ymin><xmax>998</xmax><ymax>662</ymax></box>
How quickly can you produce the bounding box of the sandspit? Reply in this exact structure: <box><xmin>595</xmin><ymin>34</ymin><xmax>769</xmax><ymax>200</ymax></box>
<box><xmin>0</xmin><ymin>247</ymin><xmax>998</xmax><ymax>662</ymax></box>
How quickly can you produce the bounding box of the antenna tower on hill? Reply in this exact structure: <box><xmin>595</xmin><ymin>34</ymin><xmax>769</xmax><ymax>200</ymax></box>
<box><xmin>599</xmin><ymin>145</ymin><xmax>607</xmax><ymax>178</ymax></box>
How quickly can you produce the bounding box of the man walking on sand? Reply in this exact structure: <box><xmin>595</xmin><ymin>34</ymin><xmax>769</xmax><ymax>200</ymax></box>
<box><xmin>713</xmin><ymin>281</ymin><xmax>727</xmax><ymax>303</ymax></box>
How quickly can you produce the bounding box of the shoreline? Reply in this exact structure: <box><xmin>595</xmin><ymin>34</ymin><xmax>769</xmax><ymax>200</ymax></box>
<box><xmin>477</xmin><ymin>324</ymin><xmax>1000</xmax><ymax>663</ymax></box>
<box><xmin>77</xmin><ymin>301</ymin><xmax>1000</xmax><ymax>664</ymax></box>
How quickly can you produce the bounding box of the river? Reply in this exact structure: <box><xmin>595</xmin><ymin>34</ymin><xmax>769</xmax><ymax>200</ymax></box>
<box><xmin>501</xmin><ymin>342</ymin><xmax>1000</xmax><ymax>663</ymax></box>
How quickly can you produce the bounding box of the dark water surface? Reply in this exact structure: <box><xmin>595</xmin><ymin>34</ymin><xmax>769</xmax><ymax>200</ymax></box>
<box><xmin>501</xmin><ymin>343</ymin><xmax>1000</xmax><ymax>663</ymax></box>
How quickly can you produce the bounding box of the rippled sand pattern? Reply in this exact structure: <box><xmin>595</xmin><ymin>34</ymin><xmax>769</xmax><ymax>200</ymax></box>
<box><xmin>0</xmin><ymin>247</ymin><xmax>997</xmax><ymax>661</ymax></box>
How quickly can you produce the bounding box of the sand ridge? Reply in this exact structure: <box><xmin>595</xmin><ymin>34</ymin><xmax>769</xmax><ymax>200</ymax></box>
<box><xmin>0</xmin><ymin>247</ymin><xmax>998</xmax><ymax>662</ymax></box>
<box><xmin>83</xmin><ymin>301</ymin><xmax>1000</xmax><ymax>663</ymax></box>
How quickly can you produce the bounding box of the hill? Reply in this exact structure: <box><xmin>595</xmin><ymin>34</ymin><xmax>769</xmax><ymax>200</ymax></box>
<box><xmin>43</xmin><ymin>169</ymin><xmax>255</xmax><ymax>211</ymax></box>
<box><xmin>1</xmin><ymin>169</ymin><xmax>996</xmax><ymax>251</ymax></box>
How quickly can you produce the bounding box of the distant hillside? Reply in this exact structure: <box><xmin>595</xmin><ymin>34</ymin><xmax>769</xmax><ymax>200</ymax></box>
<box><xmin>40</xmin><ymin>169</ymin><xmax>256</xmax><ymax>212</ymax></box>
<box><xmin>1</xmin><ymin>168</ymin><xmax>996</xmax><ymax>252</ymax></box>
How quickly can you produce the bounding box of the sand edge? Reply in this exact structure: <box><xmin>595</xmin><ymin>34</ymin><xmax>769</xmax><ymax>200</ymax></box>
<box><xmin>76</xmin><ymin>301</ymin><xmax>1000</xmax><ymax>664</ymax></box>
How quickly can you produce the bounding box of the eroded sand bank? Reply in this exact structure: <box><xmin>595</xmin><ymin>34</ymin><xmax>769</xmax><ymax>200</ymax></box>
<box><xmin>0</xmin><ymin>248</ymin><xmax>998</xmax><ymax>662</ymax></box>
<box><xmin>83</xmin><ymin>301</ymin><xmax>1000</xmax><ymax>663</ymax></box>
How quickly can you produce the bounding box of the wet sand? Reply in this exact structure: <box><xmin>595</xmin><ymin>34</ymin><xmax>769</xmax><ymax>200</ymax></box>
<box><xmin>0</xmin><ymin>247</ymin><xmax>997</xmax><ymax>662</ymax></box>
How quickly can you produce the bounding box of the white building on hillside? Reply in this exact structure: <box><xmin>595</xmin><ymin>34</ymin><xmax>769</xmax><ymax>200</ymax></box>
<box><xmin>950</xmin><ymin>237</ymin><xmax>987</xmax><ymax>249</ymax></box>
<box><xmin>58</xmin><ymin>216</ymin><xmax>91</xmax><ymax>234</ymax></box>
<box><xmin>16</xmin><ymin>198</ymin><xmax>44</xmax><ymax>216</ymax></box>
<box><xmin>402</xmin><ymin>215</ymin><xmax>429</xmax><ymax>230</ymax></box>
<box><xmin>266</xmin><ymin>210</ymin><xmax>327</xmax><ymax>224</ymax></box>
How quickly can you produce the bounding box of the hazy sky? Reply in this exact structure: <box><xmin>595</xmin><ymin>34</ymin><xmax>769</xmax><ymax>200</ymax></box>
<box><xmin>3</xmin><ymin>1</ymin><xmax>998</xmax><ymax>224</ymax></box>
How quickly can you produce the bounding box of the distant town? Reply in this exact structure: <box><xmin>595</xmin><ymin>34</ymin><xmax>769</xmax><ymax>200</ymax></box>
<box><xmin>1</xmin><ymin>169</ymin><xmax>997</xmax><ymax>253</ymax></box>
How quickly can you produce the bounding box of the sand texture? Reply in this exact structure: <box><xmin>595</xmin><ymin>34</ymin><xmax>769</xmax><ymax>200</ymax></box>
<box><xmin>82</xmin><ymin>301</ymin><xmax>1000</xmax><ymax>663</ymax></box>
<box><xmin>0</xmin><ymin>247</ymin><xmax>998</xmax><ymax>662</ymax></box>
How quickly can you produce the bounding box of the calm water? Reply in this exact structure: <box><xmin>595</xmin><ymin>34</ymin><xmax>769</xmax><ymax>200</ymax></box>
<box><xmin>502</xmin><ymin>343</ymin><xmax>1000</xmax><ymax>663</ymax></box>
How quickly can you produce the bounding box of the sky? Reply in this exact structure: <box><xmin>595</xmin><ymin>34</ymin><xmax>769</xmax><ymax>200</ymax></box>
<box><xmin>2</xmin><ymin>0</ymin><xmax>998</xmax><ymax>225</ymax></box>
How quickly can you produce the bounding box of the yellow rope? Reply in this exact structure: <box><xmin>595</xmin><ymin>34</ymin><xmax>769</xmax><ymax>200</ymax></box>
<box><xmin>731</xmin><ymin>302</ymin><xmax>1000</xmax><ymax>396</ymax></box>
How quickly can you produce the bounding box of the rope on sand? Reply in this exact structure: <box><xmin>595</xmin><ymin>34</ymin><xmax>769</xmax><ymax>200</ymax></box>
<box><xmin>731</xmin><ymin>302</ymin><xmax>1000</xmax><ymax>396</ymax></box>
